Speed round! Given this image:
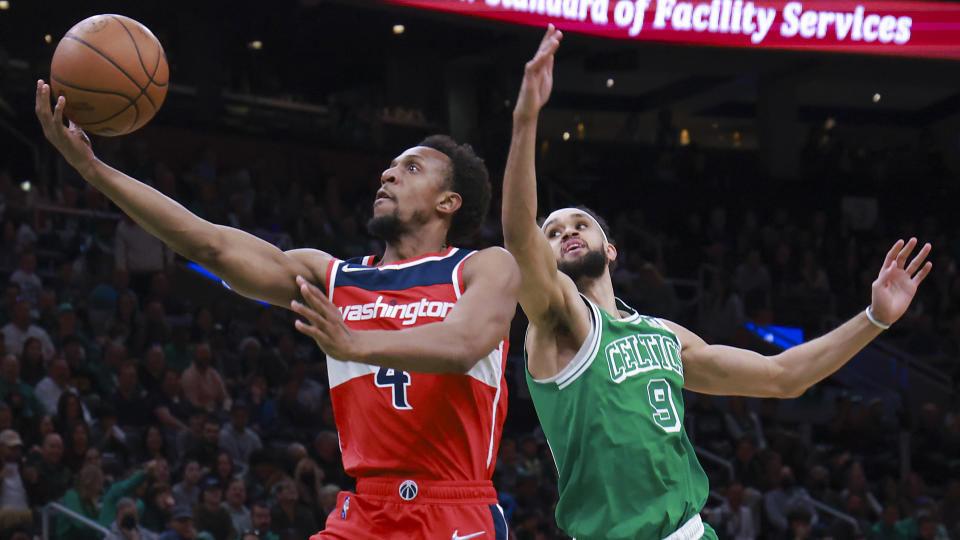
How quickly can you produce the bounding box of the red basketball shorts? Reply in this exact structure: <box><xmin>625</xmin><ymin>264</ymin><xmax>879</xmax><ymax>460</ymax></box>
<box><xmin>309</xmin><ymin>478</ymin><xmax>509</xmax><ymax>540</ymax></box>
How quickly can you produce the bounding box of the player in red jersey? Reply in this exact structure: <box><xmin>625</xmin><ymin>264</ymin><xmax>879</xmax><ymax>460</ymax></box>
<box><xmin>36</xmin><ymin>79</ymin><xmax>519</xmax><ymax>538</ymax></box>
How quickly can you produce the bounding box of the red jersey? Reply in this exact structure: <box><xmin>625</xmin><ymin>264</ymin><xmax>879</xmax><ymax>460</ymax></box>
<box><xmin>323</xmin><ymin>247</ymin><xmax>508</xmax><ymax>481</ymax></box>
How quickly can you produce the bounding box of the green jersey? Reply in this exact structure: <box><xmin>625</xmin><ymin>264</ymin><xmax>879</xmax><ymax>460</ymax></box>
<box><xmin>526</xmin><ymin>296</ymin><xmax>717</xmax><ymax>540</ymax></box>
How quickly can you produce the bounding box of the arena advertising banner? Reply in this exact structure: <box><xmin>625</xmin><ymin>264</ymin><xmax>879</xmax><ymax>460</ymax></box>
<box><xmin>381</xmin><ymin>0</ymin><xmax>960</xmax><ymax>60</ymax></box>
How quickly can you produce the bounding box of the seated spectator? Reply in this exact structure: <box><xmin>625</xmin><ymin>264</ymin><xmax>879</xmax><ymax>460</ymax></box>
<box><xmin>219</xmin><ymin>401</ymin><xmax>262</xmax><ymax>466</ymax></box>
<box><xmin>105</xmin><ymin>496</ymin><xmax>159</xmax><ymax>540</ymax></box>
<box><xmin>141</xmin><ymin>424</ymin><xmax>173</xmax><ymax>463</ymax></box>
<box><xmin>99</xmin><ymin>460</ymin><xmax>163</xmax><ymax>527</ymax></box>
<box><xmin>35</xmin><ymin>356</ymin><xmax>81</xmax><ymax>416</ymax></box>
<box><xmin>18</xmin><ymin>336</ymin><xmax>46</xmax><ymax>386</ymax></box>
<box><xmin>185</xmin><ymin>414</ymin><xmax>222</xmax><ymax>470</ymax></box>
<box><xmin>871</xmin><ymin>503</ymin><xmax>911</xmax><ymax>540</ymax></box>
<box><xmin>293</xmin><ymin>458</ymin><xmax>325</xmax><ymax>522</ymax></box>
<box><xmin>222</xmin><ymin>476</ymin><xmax>252</xmax><ymax>533</ymax></box>
<box><xmin>0</xmin><ymin>429</ymin><xmax>31</xmax><ymax>530</ymax></box>
<box><xmin>63</xmin><ymin>419</ymin><xmax>92</xmax><ymax>473</ymax></box>
<box><xmin>181</xmin><ymin>343</ymin><xmax>230</xmax><ymax>414</ymax></box>
<box><xmin>140</xmin><ymin>481</ymin><xmax>176</xmax><ymax>533</ymax></box>
<box><xmin>317</xmin><ymin>483</ymin><xmax>340</xmax><ymax>529</ymax></box>
<box><xmin>62</xmin><ymin>334</ymin><xmax>98</xmax><ymax>396</ymax></box>
<box><xmin>194</xmin><ymin>476</ymin><xmax>236</xmax><ymax>540</ymax></box>
<box><xmin>0</xmin><ymin>354</ymin><xmax>42</xmax><ymax>420</ymax></box>
<box><xmin>57</xmin><ymin>463</ymin><xmax>105</xmax><ymax>540</ymax></box>
<box><xmin>2</xmin><ymin>300</ymin><xmax>55</xmax><ymax>361</ymax></box>
<box><xmin>139</xmin><ymin>345</ymin><xmax>168</xmax><ymax>395</ymax></box>
<box><xmin>705</xmin><ymin>482</ymin><xmax>755</xmax><ymax>540</ymax></box>
<box><xmin>784</xmin><ymin>507</ymin><xmax>815</xmax><ymax>540</ymax></box>
<box><xmin>149</xmin><ymin>368</ymin><xmax>189</xmax><ymax>432</ymax></box>
<box><xmin>270</xmin><ymin>477</ymin><xmax>317</xmax><ymax>540</ymax></box>
<box><xmin>177</xmin><ymin>410</ymin><xmax>206</xmax><ymax>458</ymax></box>
<box><xmin>173</xmin><ymin>459</ymin><xmax>204</xmax><ymax>509</ymax></box>
<box><xmin>764</xmin><ymin>466</ymin><xmax>818</xmax><ymax>535</ymax></box>
<box><xmin>249</xmin><ymin>498</ymin><xmax>279</xmax><ymax>540</ymax></box>
<box><xmin>113</xmin><ymin>360</ymin><xmax>150</xmax><ymax>428</ymax></box>
<box><xmin>159</xmin><ymin>504</ymin><xmax>196</xmax><ymax>540</ymax></box>
<box><xmin>54</xmin><ymin>390</ymin><xmax>86</xmax><ymax>434</ymax></box>
<box><xmin>23</xmin><ymin>432</ymin><xmax>72</xmax><ymax>506</ymax></box>
<box><xmin>213</xmin><ymin>450</ymin><xmax>236</xmax><ymax>487</ymax></box>
<box><xmin>724</xmin><ymin>396</ymin><xmax>766</xmax><ymax>450</ymax></box>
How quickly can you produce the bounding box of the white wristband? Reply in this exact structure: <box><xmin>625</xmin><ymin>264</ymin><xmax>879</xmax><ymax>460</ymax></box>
<box><xmin>865</xmin><ymin>306</ymin><xmax>890</xmax><ymax>330</ymax></box>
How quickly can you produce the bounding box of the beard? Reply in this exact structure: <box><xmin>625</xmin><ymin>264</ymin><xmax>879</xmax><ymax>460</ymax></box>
<box><xmin>367</xmin><ymin>212</ymin><xmax>405</xmax><ymax>243</ymax></box>
<box><xmin>558</xmin><ymin>248</ymin><xmax>608</xmax><ymax>282</ymax></box>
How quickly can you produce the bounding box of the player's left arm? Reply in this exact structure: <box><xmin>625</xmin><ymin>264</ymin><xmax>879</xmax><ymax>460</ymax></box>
<box><xmin>292</xmin><ymin>247</ymin><xmax>521</xmax><ymax>374</ymax></box>
<box><xmin>674</xmin><ymin>238</ymin><xmax>931</xmax><ymax>398</ymax></box>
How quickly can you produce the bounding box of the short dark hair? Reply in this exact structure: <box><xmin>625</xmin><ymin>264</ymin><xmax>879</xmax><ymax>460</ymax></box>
<box><xmin>418</xmin><ymin>135</ymin><xmax>491</xmax><ymax>244</ymax></box>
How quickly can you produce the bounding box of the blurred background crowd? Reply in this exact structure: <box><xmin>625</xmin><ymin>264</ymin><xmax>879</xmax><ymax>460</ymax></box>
<box><xmin>2</xmin><ymin>1</ymin><xmax>960</xmax><ymax>539</ymax></box>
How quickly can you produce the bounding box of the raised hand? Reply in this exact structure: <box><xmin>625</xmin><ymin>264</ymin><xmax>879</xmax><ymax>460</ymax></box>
<box><xmin>869</xmin><ymin>238</ymin><xmax>932</xmax><ymax>326</ymax></box>
<box><xmin>34</xmin><ymin>80</ymin><xmax>95</xmax><ymax>171</ymax></box>
<box><xmin>514</xmin><ymin>24</ymin><xmax>563</xmax><ymax>121</ymax></box>
<box><xmin>291</xmin><ymin>275</ymin><xmax>363</xmax><ymax>361</ymax></box>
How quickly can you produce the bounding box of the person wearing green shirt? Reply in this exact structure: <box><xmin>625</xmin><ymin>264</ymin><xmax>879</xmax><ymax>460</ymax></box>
<box><xmin>501</xmin><ymin>25</ymin><xmax>934</xmax><ymax>540</ymax></box>
<box><xmin>57</xmin><ymin>460</ymin><xmax>159</xmax><ymax>539</ymax></box>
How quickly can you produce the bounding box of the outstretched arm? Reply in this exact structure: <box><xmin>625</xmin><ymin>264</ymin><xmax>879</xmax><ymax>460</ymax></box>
<box><xmin>291</xmin><ymin>248</ymin><xmax>520</xmax><ymax>374</ymax></box>
<box><xmin>677</xmin><ymin>239</ymin><xmax>932</xmax><ymax>397</ymax></box>
<box><xmin>502</xmin><ymin>25</ymin><xmax>572</xmax><ymax>325</ymax></box>
<box><xmin>35</xmin><ymin>81</ymin><xmax>327</xmax><ymax>307</ymax></box>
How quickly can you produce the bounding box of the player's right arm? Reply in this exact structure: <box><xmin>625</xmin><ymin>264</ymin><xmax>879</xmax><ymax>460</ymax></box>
<box><xmin>502</xmin><ymin>25</ymin><xmax>570</xmax><ymax>323</ymax></box>
<box><xmin>35</xmin><ymin>80</ymin><xmax>327</xmax><ymax>307</ymax></box>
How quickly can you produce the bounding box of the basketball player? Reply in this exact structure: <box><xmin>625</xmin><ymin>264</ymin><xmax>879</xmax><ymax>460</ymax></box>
<box><xmin>501</xmin><ymin>26</ymin><xmax>932</xmax><ymax>540</ymax></box>
<box><xmin>35</xmin><ymin>81</ymin><xmax>518</xmax><ymax>539</ymax></box>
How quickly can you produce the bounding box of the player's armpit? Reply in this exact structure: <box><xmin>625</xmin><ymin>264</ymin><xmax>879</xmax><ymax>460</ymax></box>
<box><xmin>207</xmin><ymin>226</ymin><xmax>330</xmax><ymax>308</ymax></box>
<box><xmin>666</xmin><ymin>321</ymin><xmax>790</xmax><ymax>398</ymax></box>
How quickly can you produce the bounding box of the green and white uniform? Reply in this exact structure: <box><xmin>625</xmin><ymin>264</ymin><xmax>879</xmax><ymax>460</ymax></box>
<box><xmin>526</xmin><ymin>296</ymin><xmax>718</xmax><ymax>540</ymax></box>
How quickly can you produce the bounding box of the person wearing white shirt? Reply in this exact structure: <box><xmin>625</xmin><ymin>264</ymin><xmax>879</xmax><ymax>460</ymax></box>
<box><xmin>1</xmin><ymin>301</ymin><xmax>55</xmax><ymax>361</ymax></box>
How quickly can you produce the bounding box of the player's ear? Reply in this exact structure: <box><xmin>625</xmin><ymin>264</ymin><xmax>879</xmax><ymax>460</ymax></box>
<box><xmin>437</xmin><ymin>191</ymin><xmax>462</xmax><ymax>217</ymax></box>
<box><xmin>606</xmin><ymin>243</ymin><xmax>618</xmax><ymax>262</ymax></box>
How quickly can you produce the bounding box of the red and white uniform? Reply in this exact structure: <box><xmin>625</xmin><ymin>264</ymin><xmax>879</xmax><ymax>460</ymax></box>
<box><xmin>311</xmin><ymin>247</ymin><xmax>509</xmax><ymax>540</ymax></box>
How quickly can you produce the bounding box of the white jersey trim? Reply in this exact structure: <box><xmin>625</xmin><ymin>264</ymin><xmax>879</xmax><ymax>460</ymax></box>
<box><xmin>485</xmin><ymin>341</ymin><xmax>505</xmax><ymax>468</ymax></box>
<box><xmin>451</xmin><ymin>250</ymin><xmax>477</xmax><ymax>300</ymax></box>
<box><xmin>528</xmin><ymin>296</ymin><xmax>602</xmax><ymax>389</ymax></box>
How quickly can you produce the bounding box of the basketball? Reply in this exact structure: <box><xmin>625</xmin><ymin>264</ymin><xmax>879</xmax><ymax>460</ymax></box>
<box><xmin>50</xmin><ymin>14</ymin><xmax>169</xmax><ymax>137</ymax></box>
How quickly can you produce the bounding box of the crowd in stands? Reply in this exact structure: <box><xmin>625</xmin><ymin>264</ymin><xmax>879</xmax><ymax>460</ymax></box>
<box><xmin>0</xmin><ymin>118</ymin><xmax>957</xmax><ymax>540</ymax></box>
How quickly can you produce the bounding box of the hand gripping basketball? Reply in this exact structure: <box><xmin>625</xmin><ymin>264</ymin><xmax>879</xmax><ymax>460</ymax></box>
<box><xmin>35</xmin><ymin>80</ymin><xmax>96</xmax><ymax>174</ymax></box>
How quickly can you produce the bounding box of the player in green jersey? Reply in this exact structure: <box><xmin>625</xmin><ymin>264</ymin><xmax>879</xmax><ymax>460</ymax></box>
<box><xmin>501</xmin><ymin>25</ymin><xmax>933</xmax><ymax>540</ymax></box>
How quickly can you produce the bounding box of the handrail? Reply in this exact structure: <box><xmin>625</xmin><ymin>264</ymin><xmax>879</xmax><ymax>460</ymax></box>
<box><xmin>693</xmin><ymin>445</ymin><xmax>735</xmax><ymax>481</ymax></box>
<box><xmin>41</xmin><ymin>502</ymin><xmax>111</xmax><ymax>540</ymax></box>
<box><xmin>809</xmin><ymin>498</ymin><xmax>860</xmax><ymax>534</ymax></box>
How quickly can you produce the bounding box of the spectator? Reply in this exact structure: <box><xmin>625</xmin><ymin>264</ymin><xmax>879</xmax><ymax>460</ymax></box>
<box><xmin>249</xmin><ymin>499</ymin><xmax>279</xmax><ymax>540</ymax></box>
<box><xmin>141</xmin><ymin>424</ymin><xmax>172</xmax><ymax>463</ymax></box>
<box><xmin>0</xmin><ymin>429</ymin><xmax>31</xmax><ymax>530</ymax></box>
<box><xmin>52</xmin><ymin>301</ymin><xmax>88</xmax><ymax>349</ymax></box>
<box><xmin>35</xmin><ymin>356</ymin><xmax>78</xmax><ymax>416</ymax></box>
<box><xmin>698</xmin><ymin>274</ymin><xmax>746</xmax><ymax>344</ymax></box>
<box><xmin>185</xmin><ymin>414</ymin><xmax>222</xmax><ymax>470</ymax></box>
<box><xmin>222</xmin><ymin>476</ymin><xmax>252</xmax><ymax>533</ymax></box>
<box><xmin>57</xmin><ymin>463</ymin><xmax>105</xmax><ymax>540</ymax></box>
<box><xmin>105</xmin><ymin>496</ymin><xmax>159</xmax><ymax>540</ymax></box>
<box><xmin>54</xmin><ymin>390</ymin><xmax>86</xmax><ymax>433</ymax></box>
<box><xmin>181</xmin><ymin>342</ymin><xmax>230</xmax><ymax>413</ymax></box>
<box><xmin>177</xmin><ymin>410</ymin><xmax>206</xmax><ymax>459</ymax></box>
<box><xmin>706</xmin><ymin>482</ymin><xmax>755</xmax><ymax>540</ymax></box>
<box><xmin>114</xmin><ymin>360</ymin><xmax>150</xmax><ymax>428</ymax></box>
<box><xmin>213</xmin><ymin>450</ymin><xmax>236</xmax><ymax>486</ymax></box>
<box><xmin>764</xmin><ymin>466</ymin><xmax>818</xmax><ymax>535</ymax></box>
<box><xmin>732</xmin><ymin>248</ymin><xmax>772</xmax><ymax>315</ymax></box>
<box><xmin>114</xmin><ymin>215</ymin><xmax>174</xmax><ymax>295</ymax></box>
<box><xmin>23</xmin><ymin>432</ymin><xmax>72</xmax><ymax>505</ymax></box>
<box><xmin>269</xmin><ymin>477</ymin><xmax>317</xmax><ymax>539</ymax></box>
<box><xmin>317</xmin><ymin>483</ymin><xmax>340</xmax><ymax>529</ymax></box>
<box><xmin>140</xmin><ymin>345</ymin><xmax>168</xmax><ymax>394</ymax></box>
<box><xmin>9</xmin><ymin>251</ymin><xmax>42</xmax><ymax>313</ymax></box>
<box><xmin>0</xmin><ymin>354</ymin><xmax>42</xmax><ymax>420</ymax></box>
<box><xmin>149</xmin><ymin>368</ymin><xmax>189</xmax><ymax>432</ymax></box>
<box><xmin>293</xmin><ymin>457</ymin><xmax>324</xmax><ymax>521</ymax></box>
<box><xmin>63</xmin><ymin>420</ymin><xmax>92</xmax><ymax>473</ymax></box>
<box><xmin>141</xmin><ymin>482</ymin><xmax>176</xmax><ymax>533</ymax></box>
<box><xmin>62</xmin><ymin>334</ymin><xmax>97</xmax><ymax>395</ymax></box>
<box><xmin>98</xmin><ymin>460</ymin><xmax>161</xmax><ymax>527</ymax></box>
<box><xmin>219</xmin><ymin>401</ymin><xmax>262</xmax><ymax>466</ymax></box>
<box><xmin>871</xmin><ymin>503</ymin><xmax>911</xmax><ymax>540</ymax></box>
<box><xmin>784</xmin><ymin>508</ymin><xmax>815</xmax><ymax>540</ymax></box>
<box><xmin>159</xmin><ymin>504</ymin><xmax>196</xmax><ymax>540</ymax></box>
<box><xmin>18</xmin><ymin>335</ymin><xmax>46</xmax><ymax>386</ymax></box>
<box><xmin>105</xmin><ymin>291</ymin><xmax>144</xmax><ymax>351</ymax></box>
<box><xmin>241</xmin><ymin>373</ymin><xmax>277</xmax><ymax>434</ymax></box>
<box><xmin>840</xmin><ymin>461</ymin><xmax>882</xmax><ymax>520</ymax></box>
<box><xmin>1</xmin><ymin>300</ymin><xmax>55</xmax><ymax>361</ymax></box>
<box><xmin>173</xmin><ymin>459</ymin><xmax>204</xmax><ymax>509</ymax></box>
<box><xmin>194</xmin><ymin>476</ymin><xmax>236</xmax><ymax>540</ymax></box>
<box><xmin>725</xmin><ymin>396</ymin><xmax>766</xmax><ymax>450</ymax></box>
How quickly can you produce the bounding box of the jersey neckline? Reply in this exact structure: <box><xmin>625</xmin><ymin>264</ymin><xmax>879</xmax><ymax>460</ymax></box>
<box><xmin>360</xmin><ymin>246</ymin><xmax>458</xmax><ymax>268</ymax></box>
